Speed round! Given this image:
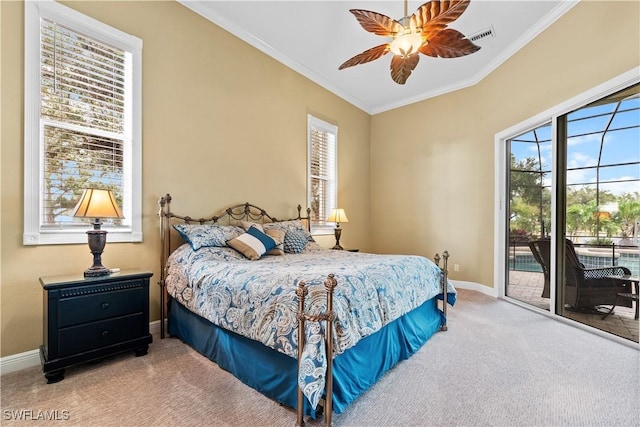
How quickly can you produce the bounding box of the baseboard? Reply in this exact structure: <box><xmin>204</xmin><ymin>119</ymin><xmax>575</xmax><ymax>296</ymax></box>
<box><xmin>0</xmin><ymin>349</ymin><xmax>41</xmax><ymax>376</ymax></box>
<box><xmin>0</xmin><ymin>319</ymin><xmax>166</xmax><ymax>376</ymax></box>
<box><xmin>450</xmin><ymin>279</ymin><xmax>498</xmax><ymax>298</ymax></box>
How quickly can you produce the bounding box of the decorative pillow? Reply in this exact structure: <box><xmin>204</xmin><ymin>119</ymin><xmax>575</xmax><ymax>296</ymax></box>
<box><xmin>240</xmin><ymin>221</ymin><xmax>262</xmax><ymax>232</ymax></box>
<box><xmin>302</xmin><ymin>241</ymin><xmax>325</xmax><ymax>253</ymax></box>
<box><xmin>264</xmin><ymin>228</ymin><xmax>286</xmax><ymax>256</ymax></box>
<box><xmin>173</xmin><ymin>224</ymin><xmax>243</xmax><ymax>251</ymax></box>
<box><xmin>227</xmin><ymin>225</ymin><xmax>278</xmax><ymax>260</ymax></box>
<box><xmin>239</xmin><ymin>221</ymin><xmax>284</xmax><ymax>255</ymax></box>
<box><xmin>264</xmin><ymin>220</ymin><xmax>315</xmax><ymax>253</ymax></box>
<box><xmin>264</xmin><ymin>220</ymin><xmax>306</xmax><ymax>233</ymax></box>
<box><xmin>283</xmin><ymin>229</ymin><xmax>311</xmax><ymax>254</ymax></box>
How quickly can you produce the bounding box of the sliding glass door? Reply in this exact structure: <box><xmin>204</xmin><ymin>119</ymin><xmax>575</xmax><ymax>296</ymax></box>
<box><xmin>503</xmin><ymin>81</ymin><xmax>639</xmax><ymax>342</ymax></box>
<box><xmin>558</xmin><ymin>84</ymin><xmax>640</xmax><ymax>338</ymax></box>
<box><xmin>505</xmin><ymin>123</ymin><xmax>552</xmax><ymax>311</ymax></box>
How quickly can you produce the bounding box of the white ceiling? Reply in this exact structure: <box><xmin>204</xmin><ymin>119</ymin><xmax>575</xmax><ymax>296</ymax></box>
<box><xmin>178</xmin><ymin>1</ymin><xmax>578</xmax><ymax>114</ymax></box>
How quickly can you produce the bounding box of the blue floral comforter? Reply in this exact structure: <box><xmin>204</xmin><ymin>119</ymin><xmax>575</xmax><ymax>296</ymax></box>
<box><xmin>165</xmin><ymin>244</ymin><xmax>456</xmax><ymax>409</ymax></box>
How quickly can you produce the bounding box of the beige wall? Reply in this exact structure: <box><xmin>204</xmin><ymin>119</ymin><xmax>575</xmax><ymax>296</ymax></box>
<box><xmin>0</xmin><ymin>1</ymin><xmax>370</xmax><ymax>357</ymax></box>
<box><xmin>1</xmin><ymin>0</ymin><xmax>639</xmax><ymax>358</ymax></box>
<box><xmin>370</xmin><ymin>1</ymin><xmax>639</xmax><ymax>287</ymax></box>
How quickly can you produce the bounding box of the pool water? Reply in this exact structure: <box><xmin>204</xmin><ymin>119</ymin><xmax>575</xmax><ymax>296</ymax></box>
<box><xmin>510</xmin><ymin>251</ymin><xmax>639</xmax><ymax>276</ymax></box>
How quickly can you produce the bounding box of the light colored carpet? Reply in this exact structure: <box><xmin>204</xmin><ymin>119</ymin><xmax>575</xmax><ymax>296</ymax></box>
<box><xmin>1</xmin><ymin>289</ymin><xmax>638</xmax><ymax>426</ymax></box>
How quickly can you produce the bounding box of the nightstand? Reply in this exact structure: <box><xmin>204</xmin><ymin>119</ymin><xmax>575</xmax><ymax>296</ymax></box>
<box><xmin>40</xmin><ymin>270</ymin><xmax>153</xmax><ymax>383</ymax></box>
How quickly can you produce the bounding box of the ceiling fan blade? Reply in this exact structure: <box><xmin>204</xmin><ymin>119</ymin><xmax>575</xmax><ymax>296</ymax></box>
<box><xmin>339</xmin><ymin>44</ymin><xmax>391</xmax><ymax>70</ymax></box>
<box><xmin>419</xmin><ymin>28</ymin><xmax>480</xmax><ymax>58</ymax></box>
<box><xmin>390</xmin><ymin>54</ymin><xmax>420</xmax><ymax>85</ymax></box>
<box><xmin>413</xmin><ymin>0</ymin><xmax>471</xmax><ymax>37</ymax></box>
<box><xmin>349</xmin><ymin>9</ymin><xmax>403</xmax><ymax>36</ymax></box>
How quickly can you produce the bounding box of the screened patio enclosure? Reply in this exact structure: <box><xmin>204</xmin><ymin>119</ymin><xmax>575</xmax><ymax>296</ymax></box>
<box><xmin>506</xmin><ymin>82</ymin><xmax>639</xmax><ymax>343</ymax></box>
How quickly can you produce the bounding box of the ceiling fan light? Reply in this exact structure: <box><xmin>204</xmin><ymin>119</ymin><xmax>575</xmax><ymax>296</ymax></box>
<box><xmin>340</xmin><ymin>1</ymin><xmax>480</xmax><ymax>85</ymax></box>
<box><xmin>390</xmin><ymin>32</ymin><xmax>423</xmax><ymax>56</ymax></box>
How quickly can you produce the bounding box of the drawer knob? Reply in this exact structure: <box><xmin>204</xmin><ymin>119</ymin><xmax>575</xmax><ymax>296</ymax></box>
<box><xmin>101</xmin><ymin>330</ymin><xmax>109</xmax><ymax>337</ymax></box>
<box><xmin>101</xmin><ymin>302</ymin><xmax>110</xmax><ymax>310</ymax></box>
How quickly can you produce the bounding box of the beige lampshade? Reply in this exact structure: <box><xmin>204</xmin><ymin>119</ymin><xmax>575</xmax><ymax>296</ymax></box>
<box><xmin>73</xmin><ymin>189</ymin><xmax>124</xmax><ymax>219</ymax></box>
<box><xmin>327</xmin><ymin>208</ymin><xmax>349</xmax><ymax>224</ymax></box>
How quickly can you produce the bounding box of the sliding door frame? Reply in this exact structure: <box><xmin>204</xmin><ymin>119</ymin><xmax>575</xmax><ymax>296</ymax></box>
<box><xmin>494</xmin><ymin>67</ymin><xmax>640</xmax><ymax>324</ymax></box>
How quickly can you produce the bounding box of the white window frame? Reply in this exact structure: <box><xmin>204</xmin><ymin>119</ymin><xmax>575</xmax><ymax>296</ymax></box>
<box><xmin>307</xmin><ymin>115</ymin><xmax>338</xmax><ymax>235</ymax></box>
<box><xmin>24</xmin><ymin>0</ymin><xmax>143</xmax><ymax>245</ymax></box>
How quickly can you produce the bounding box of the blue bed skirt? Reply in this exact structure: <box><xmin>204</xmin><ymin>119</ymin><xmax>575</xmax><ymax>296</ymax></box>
<box><xmin>168</xmin><ymin>292</ymin><xmax>455</xmax><ymax>418</ymax></box>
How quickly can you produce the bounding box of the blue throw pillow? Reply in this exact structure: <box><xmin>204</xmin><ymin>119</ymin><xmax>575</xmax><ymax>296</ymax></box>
<box><xmin>227</xmin><ymin>225</ymin><xmax>278</xmax><ymax>260</ymax></box>
<box><xmin>283</xmin><ymin>229</ymin><xmax>309</xmax><ymax>254</ymax></box>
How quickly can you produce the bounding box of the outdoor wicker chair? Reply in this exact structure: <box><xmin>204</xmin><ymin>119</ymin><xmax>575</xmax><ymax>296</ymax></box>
<box><xmin>528</xmin><ymin>238</ymin><xmax>632</xmax><ymax>310</ymax></box>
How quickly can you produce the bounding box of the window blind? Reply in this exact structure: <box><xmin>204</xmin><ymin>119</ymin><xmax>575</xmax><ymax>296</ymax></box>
<box><xmin>40</xmin><ymin>18</ymin><xmax>126</xmax><ymax>227</ymax></box>
<box><xmin>308</xmin><ymin>117</ymin><xmax>337</xmax><ymax>229</ymax></box>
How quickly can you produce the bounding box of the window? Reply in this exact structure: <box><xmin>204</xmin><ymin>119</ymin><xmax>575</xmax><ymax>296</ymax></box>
<box><xmin>24</xmin><ymin>0</ymin><xmax>143</xmax><ymax>245</ymax></box>
<box><xmin>307</xmin><ymin>115</ymin><xmax>338</xmax><ymax>234</ymax></box>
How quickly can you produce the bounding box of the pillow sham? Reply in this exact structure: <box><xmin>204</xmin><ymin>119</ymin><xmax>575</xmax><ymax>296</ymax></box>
<box><xmin>263</xmin><ymin>219</ymin><xmax>306</xmax><ymax>233</ymax></box>
<box><xmin>173</xmin><ymin>223</ymin><xmax>243</xmax><ymax>251</ymax></box>
<box><xmin>301</xmin><ymin>240</ymin><xmax>325</xmax><ymax>253</ymax></box>
<box><xmin>227</xmin><ymin>225</ymin><xmax>278</xmax><ymax>260</ymax></box>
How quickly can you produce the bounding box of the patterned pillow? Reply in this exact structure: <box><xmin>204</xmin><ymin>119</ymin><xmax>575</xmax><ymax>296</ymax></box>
<box><xmin>264</xmin><ymin>220</ymin><xmax>306</xmax><ymax>233</ymax></box>
<box><xmin>283</xmin><ymin>229</ymin><xmax>311</xmax><ymax>254</ymax></box>
<box><xmin>173</xmin><ymin>224</ymin><xmax>243</xmax><ymax>251</ymax></box>
<box><xmin>264</xmin><ymin>220</ymin><xmax>315</xmax><ymax>253</ymax></box>
<box><xmin>301</xmin><ymin>241</ymin><xmax>325</xmax><ymax>253</ymax></box>
<box><xmin>227</xmin><ymin>225</ymin><xmax>278</xmax><ymax>260</ymax></box>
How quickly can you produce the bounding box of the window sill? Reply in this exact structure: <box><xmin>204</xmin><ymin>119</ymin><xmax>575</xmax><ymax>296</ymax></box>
<box><xmin>23</xmin><ymin>231</ymin><xmax>143</xmax><ymax>246</ymax></box>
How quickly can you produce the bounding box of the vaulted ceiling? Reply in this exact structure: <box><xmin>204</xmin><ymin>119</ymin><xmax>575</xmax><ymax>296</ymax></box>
<box><xmin>179</xmin><ymin>1</ymin><xmax>578</xmax><ymax>114</ymax></box>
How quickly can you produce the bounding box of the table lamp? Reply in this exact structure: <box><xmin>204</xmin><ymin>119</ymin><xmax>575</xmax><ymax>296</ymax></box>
<box><xmin>73</xmin><ymin>188</ymin><xmax>124</xmax><ymax>277</ymax></box>
<box><xmin>327</xmin><ymin>208</ymin><xmax>349</xmax><ymax>250</ymax></box>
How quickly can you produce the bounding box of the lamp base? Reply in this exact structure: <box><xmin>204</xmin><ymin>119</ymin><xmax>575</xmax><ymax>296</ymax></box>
<box><xmin>332</xmin><ymin>227</ymin><xmax>344</xmax><ymax>250</ymax></box>
<box><xmin>85</xmin><ymin>227</ymin><xmax>110</xmax><ymax>277</ymax></box>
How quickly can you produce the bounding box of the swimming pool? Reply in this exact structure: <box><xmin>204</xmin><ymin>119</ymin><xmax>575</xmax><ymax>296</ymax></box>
<box><xmin>509</xmin><ymin>250</ymin><xmax>639</xmax><ymax>276</ymax></box>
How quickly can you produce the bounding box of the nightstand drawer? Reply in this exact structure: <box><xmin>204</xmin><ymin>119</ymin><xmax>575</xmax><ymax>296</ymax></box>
<box><xmin>58</xmin><ymin>313</ymin><xmax>145</xmax><ymax>357</ymax></box>
<box><xmin>59</xmin><ymin>287</ymin><xmax>143</xmax><ymax>327</ymax></box>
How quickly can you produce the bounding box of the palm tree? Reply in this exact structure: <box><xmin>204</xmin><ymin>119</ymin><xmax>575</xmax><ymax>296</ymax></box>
<box><xmin>616</xmin><ymin>195</ymin><xmax>640</xmax><ymax>242</ymax></box>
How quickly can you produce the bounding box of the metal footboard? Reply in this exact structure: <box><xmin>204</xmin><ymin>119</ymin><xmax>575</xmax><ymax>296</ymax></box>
<box><xmin>295</xmin><ymin>252</ymin><xmax>450</xmax><ymax>426</ymax></box>
<box><xmin>434</xmin><ymin>250</ymin><xmax>450</xmax><ymax>331</ymax></box>
<box><xmin>296</xmin><ymin>274</ymin><xmax>337</xmax><ymax>427</ymax></box>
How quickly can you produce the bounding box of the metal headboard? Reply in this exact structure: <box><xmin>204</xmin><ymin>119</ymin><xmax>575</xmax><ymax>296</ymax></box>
<box><xmin>157</xmin><ymin>193</ymin><xmax>311</xmax><ymax>338</ymax></box>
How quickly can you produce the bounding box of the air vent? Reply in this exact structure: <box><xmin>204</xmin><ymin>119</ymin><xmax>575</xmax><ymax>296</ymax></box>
<box><xmin>469</xmin><ymin>26</ymin><xmax>495</xmax><ymax>42</ymax></box>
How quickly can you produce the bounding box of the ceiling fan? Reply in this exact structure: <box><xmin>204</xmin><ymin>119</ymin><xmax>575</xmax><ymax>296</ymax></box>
<box><xmin>339</xmin><ymin>0</ymin><xmax>481</xmax><ymax>85</ymax></box>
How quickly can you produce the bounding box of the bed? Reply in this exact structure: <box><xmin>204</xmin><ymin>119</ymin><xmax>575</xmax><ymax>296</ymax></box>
<box><xmin>158</xmin><ymin>194</ymin><xmax>456</xmax><ymax>426</ymax></box>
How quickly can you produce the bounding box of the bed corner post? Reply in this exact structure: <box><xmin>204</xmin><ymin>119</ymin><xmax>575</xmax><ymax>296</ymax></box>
<box><xmin>434</xmin><ymin>251</ymin><xmax>450</xmax><ymax>331</ymax></box>
<box><xmin>295</xmin><ymin>274</ymin><xmax>337</xmax><ymax>427</ymax></box>
<box><xmin>158</xmin><ymin>194</ymin><xmax>172</xmax><ymax>339</ymax></box>
<box><xmin>323</xmin><ymin>274</ymin><xmax>337</xmax><ymax>427</ymax></box>
<box><xmin>295</xmin><ymin>280</ymin><xmax>308</xmax><ymax>427</ymax></box>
